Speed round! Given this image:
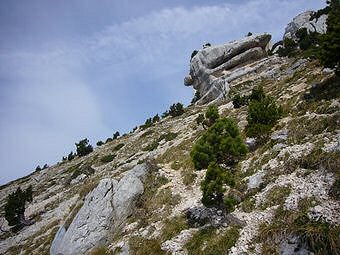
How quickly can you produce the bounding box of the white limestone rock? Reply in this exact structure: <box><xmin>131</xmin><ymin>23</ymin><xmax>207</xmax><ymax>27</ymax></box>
<box><xmin>50</xmin><ymin>163</ymin><xmax>150</xmax><ymax>255</ymax></box>
<box><xmin>185</xmin><ymin>34</ymin><xmax>271</xmax><ymax>105</ymax></box>
<box><xmin>284</xmin><ymin>11</ymin><xmax>327</xmax><ymax>41</ymax></box>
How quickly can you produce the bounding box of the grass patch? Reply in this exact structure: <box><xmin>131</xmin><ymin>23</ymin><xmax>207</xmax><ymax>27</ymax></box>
<box><xmin>181</xmin><ymin>168</ymin><xmax>197</xmax><ymax>186</ymax></box>
<box><xmin>287</xmin><ymin>114</ymin><xmax>338</xmax><ymax>144</ymax></box>
<box><xmin>161</xmin><ymin>215</ymin><xmax>188</xmax><ymax>241</ymax></box>
<box><xmin>100</xmin><ymin>154</ymin><xmax>116</xmax><ymax>163</ymax></box>
<box><xmin>88</xmin><ymin>246</ymin><xmax>115</xmax><ymax>255</ymax></box>
<box><xmin>258</xmin><ymin>198</ymin><xmax>339</xmax><ymax>255</ymax></box>
<box><xmin>129</xmin><ymin>236</ymin><xmax>165</xmax><ymax>255</ymax></box>
<box><xmin>158</xmin><ymin>132</ymin><xmax>178</xmax><ymax>142</ymax></box>
<box><xmin>185</xmin><ymin>226</ymin><xmax>240</xmax><ymax>255</ymax></box>
<box><xmin>259</xmin><ymin>185</ymin><xmax>291</xmax><ymax>210</ymax></box>
<box><xmin>241</xmin><ymin>197</ymin><xmax>256</xmax><ymax>213</ymax></box>
<box><xmin>133</xmin><ymin>173</ymin><xmax>172</xmax><ymax>226</ymax></box>
<box><xmin>143</xmin><ymin>141</ymin><xmax>159</xmax><ymax>151</ymax></box>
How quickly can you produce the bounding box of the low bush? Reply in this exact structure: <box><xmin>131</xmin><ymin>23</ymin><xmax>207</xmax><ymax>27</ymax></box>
<box><xmin>100</xmin><ymin>154</ymin><xmax>116</xmax><ymax>163</ymax></box>
<box><xmin>169</xmin><ymin>103</ymin><xmax>184</xmax><ymax>117</ymax></box>
<box><xmin>75</xmin><ymin>138</ymin><xmax>93</xmax><ymax>157</ymax></box>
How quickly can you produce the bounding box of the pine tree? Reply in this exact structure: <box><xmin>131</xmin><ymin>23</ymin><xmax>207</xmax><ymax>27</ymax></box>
<box><xmin>319</xmin><ymin>0</ymin><xmax>340</xmax><ymax>74</ymax></box>
<box><xmin>75</xmin><ymin>138</ymin><xmax>93</xmax><ymax>157</ymax></box>
<box><xmin>191</xmin><ymin>118</ymin><xmax>247</xmax><ymax>170</ymax></box>
<box><xmin>205</xmin><ymin>105</ymin><xmax>219</xmax><ymax>127</ymax></box>
<box><xmin>4</xmin><ymin>186</ymin><xmax>33</xmax><ymax>229</ymax></box>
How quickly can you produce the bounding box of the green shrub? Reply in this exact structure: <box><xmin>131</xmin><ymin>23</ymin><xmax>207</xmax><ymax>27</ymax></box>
<box><xmin>191</xmin><ymin>118</ymin><xmax>247</xmax><ymax>170</ymax></box>
<box><xmin>5</xmin><ymin>186</ymin><xmax>33</xmax><ymax>229</ymax></box>
<box><xmin>232</xmin><ymin>94</ymin><xmax>247</xmax><ymax>108</ymax></box>
<box><xmin>140</xmin><ymin>118</ymin><xmax>153</xmax><ymax>130</ymax></box>
<box><xmin>191</xmin><ymin>91</ymin><xmax>201</xmax><ymax>104</ymax></box>
<box><xmin>105</xmin><ymin>137</ymin><xmax>113</xmax><ymax>143</ymax></box>
<box><xmin>113</xmin><ymin>131</ymin><xmax>120</xmax><ymax>139</ymax></box>
<box><xmin>201</xmin><ymin>162</ymin><xmax>226</xmax><ymax>208</ymax></box>
<box><xmin>196</xmin><ymin>113</ymin><xmax>205</xmax><ymax>126</ymax></box>
<box><xmin>75</xmin><ymin>138</ymin><xmax>93</xmax><ymax>157</ymax></box>
<box><xmin>246</xmin><ymin>96</ymin><xmax>282</xmax><ymax>139</ymax></box>
<box><xmin>205</xmin><ymin>104</ymin><xmax>219</xmax><ymax>127</ymax></box>
<box><xmin>143</xmin><ymin>141</ymin><xmax>159</xmax><ymax>151</ymax></box>
<box><xmin>319</xmin><ymin>0</ymin><xmax>340</xmax><ymax>74</ymax></box>
<box><xmin>113</xmin><ymin>143</ymin><xmax>125</xmax><ymax>151</ymax></box>
<box><xmin>158</xmin><ymin>132</ymin><xmax>178</xmax><ymax>142</ymax></box>
<box><xmin>169</xmin><ymin>103</ymin><xmax>184</xmax><ymax>117</ymax></box>
<box><xmin>68</xmin><ymin>151</ymin><xmax>75</xmax><ymax>161</ymax></box>
<box><xmin>96</xmin><ymin>141</ymin><xmax>104</xmax><ymax>146</ymax></box>
<box><xmin>152</xmin><ymin>114</ymin><xmax>160</xmax><ymax>123</ymax></box>
<box><xmin>277</xmin><ymin>37</ymin><xmax>297</xmax><ymax>57</ymax></box>
<box><xmin>100</xmin><ymin>154</ymin><xmax>116</xmax><ymax>163</ymax></box>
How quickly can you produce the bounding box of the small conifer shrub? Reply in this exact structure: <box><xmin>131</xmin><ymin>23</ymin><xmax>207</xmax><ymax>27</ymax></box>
<box><xmin>5</xmin><ymin>186</ymin><xmax>33</xmax><ymax>229</ymax></box>
<box><xmin>75</xmin><ymin>138</ymin><xmax>93</xmax><ymax>157</ymax></box>
<box><xmin>190</xmin><ymin>118</ymin><xmax>247</xmax><ymax>170</ymax></box>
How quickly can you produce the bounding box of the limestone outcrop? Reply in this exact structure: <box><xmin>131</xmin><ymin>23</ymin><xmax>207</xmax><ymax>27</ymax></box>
<box><xmin>50</xmin><ymin>163</ymin><xmax>150</xmax><ymax>255</ymax></box>
<box><xmin>184</xmin><ymin>34</ymin><xmax>271</xmax><ymax>105</ymax></box>
<box><xmin>283</xmin><ymin>11</ymin><xmax>328</xmax><ymax>40</ymax></box>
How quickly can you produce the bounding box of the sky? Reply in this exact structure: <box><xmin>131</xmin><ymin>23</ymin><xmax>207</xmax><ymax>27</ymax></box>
<box><xmin>0</xmin><ymin>0</ymin><xmax>325</xmax><ymax>184</ymax></box>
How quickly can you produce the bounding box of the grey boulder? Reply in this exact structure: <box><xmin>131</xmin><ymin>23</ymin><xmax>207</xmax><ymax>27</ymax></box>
<box><xmin>185</xmin><ymin>34</ymin><xmax>271</xmax><ymax>105</ymax></box>
<box><xmin>50</xmin><ymin>163</ymin><xmax>150</xmax><ymax>255</ymax></box>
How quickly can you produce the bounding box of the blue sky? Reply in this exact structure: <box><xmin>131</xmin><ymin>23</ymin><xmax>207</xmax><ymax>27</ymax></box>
<box><xmin>0</xmin><ymin>0</ymin><xmax>325</xmax><ymax>184</ymax></box>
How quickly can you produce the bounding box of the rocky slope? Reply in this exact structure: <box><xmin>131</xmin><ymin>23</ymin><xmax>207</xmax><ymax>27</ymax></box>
<box><xmin>0</xmin><ymin>10</ymin><xmax>339</xmax><ymax>255</ymax></box>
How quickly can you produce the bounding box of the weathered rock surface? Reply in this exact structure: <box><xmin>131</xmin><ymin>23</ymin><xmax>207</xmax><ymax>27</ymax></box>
<box><xmin>284</xmin><ymin>11</ymin><xmax>327</xmax><ymax>40</ymax></box>
<box><xmin>50</xmin><ymin>163</ymin><xmax>150</xmax><ymax>255</ymax></box>
<box><xmin>184</xmin><ymin>34</ymin><xmax>271</xmax><ymax>105</ymax></box>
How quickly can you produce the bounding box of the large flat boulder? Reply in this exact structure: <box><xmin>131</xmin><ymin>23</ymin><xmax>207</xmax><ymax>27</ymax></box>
<box><xmin>50</xmin><ymin>163</ymin><xmax>150</xmax><ymax>255</ymax></box>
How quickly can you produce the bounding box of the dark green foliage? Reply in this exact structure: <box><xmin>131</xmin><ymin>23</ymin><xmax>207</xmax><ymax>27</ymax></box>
<box><xmin>248</xmin><ymin>85</ymin><xmax>266</xmax><ymax>102</ymax></box>
<box><xmin>277</xmin><ymin>37</ymin><xmax>297</xmax><ymax>57</ymax></box>
<box><xmin>161</xmin><ymin>110</ymin><xmax>170</xmax><ymax>118</ymax></box>
<box><xmin>35</xmin><ymin>165</ymin><xmax>42</xmax><ymax>172</ymax></box>
<box><xmin>96</xmin><ymin>141</ymin><xmax>104</xmax><ymax>146</ymax></box>
<box><xmin>100</xmin><ymin>154</ymin><xmax>116</xmax><ymax>163</ymax></box>
<box><xmin>232</xmin><ymin>94</ymin><xmax>247</xmax><ymax>108</ymax></box>
<box><xmin>310</xmin><ymin>5</ymin><xmax>331</xmax><ymax>20</ymax></box>
<box><xmin>42</xmin><ymin>164</ymin><xmax>48</xmax><ymax>169</ymax></box>
<box><xmin>158</xmin><ymin>132</ymin><xmax>178</xmax><ymax>142</ymax></box>
<box><xmin>140</xmin><ymin>118</ymin><xmax>153</xmax><ymax>130</ymax></box>
<box><xmin>75</xmin><ymin>138</ymin><xmax>93</xmax><ymax>157</ymax></box>
<box><xmin>191</xmin><ymin>50</ymin><xmax>198</xmax><ymax>60</ymax></box>
<box><xmin>304</xmin><ymin>75</ymin><xmax>340</xmax><ymax>101</ymax></box>
<box><xmin>152</xmin><ymin>114</ymin><xmax>160</xmax><ymax>123</ymax></box>
<box><xmin>224</xmin><ymin>196</ymin><xmax>239</xmax><ymax>213</ymax></box>
<box><xmin>247</xmin><ymin>32</ymin><xmax>253</xmax><ymax>36</ymax></box>
<box><xmin>113</xmin><ymin>131</ymin><xmax>120</xmax><ymax>140</ymax></box>
<box><xmin>70</xmin><ymin>165</ymin><xmax>95</xmax><ymax>180</ymax></box>
<box><xmin>62</xmin><ymin>156</ymin><xmax>67</xmax><ymax>161</ymax></box>
<box><xmin>196</xmin><ymin>114</ymin><xmax>205</xmax><ymax>126</ymax></box>
<box><xmin>113</xmin><ymin>143</ymin><xmax>125</xmax><ymax>151</ymax></box>
<box><xmin>232</xmin><ymin>86</ymin><xmax>266</xmax><ymax>108</ymax></box>
<box><xmin>4</xmin><ymin>186</ymin><xmax>33</xmax><ymax>229</ymax></box>
<box><xmin>143</xmin><ymin>141</ymin><xmax>159</xmax><ymax>151</ymax></box>
<box><xmin>169</xmin><ymin>103</ymin><xmax>184</xmax><ymax>117</ymax></box>
<box><xmin>191</xmin><ymin>91</ymin><xmax>201</xmax><ymax>104</ymax></box>
<box><xmin>105</xmin><ymin>137</ymin><xmax>113</xmax><ymax>143</ymax></box>
<box><xmin>205</xmin><ymin>104</ymin><xmax>219</xmax><ymax>127</ymax></box>
<box><xmin>319</xmin><ymin>0</ymin><xmax>340</xmax><ymax>74</ymax></box>
<box><xmin>68</xmin><ymin>151</ymin><xmax>75</xmax><ymax>161</ymax></box>
<box><xmin>246</xmin><ymin>96</ymin><xmax>283</xmax><ymax>139</ymax></box>
<box><xmin>201</xmin><ymin>162</ymin><xmax>235</xmax><ymax>208</ymax></box>
<box><xmin>191</xmin><ymin>118</ymin><xmax>247</xmax><ymax>170</ymax></box>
